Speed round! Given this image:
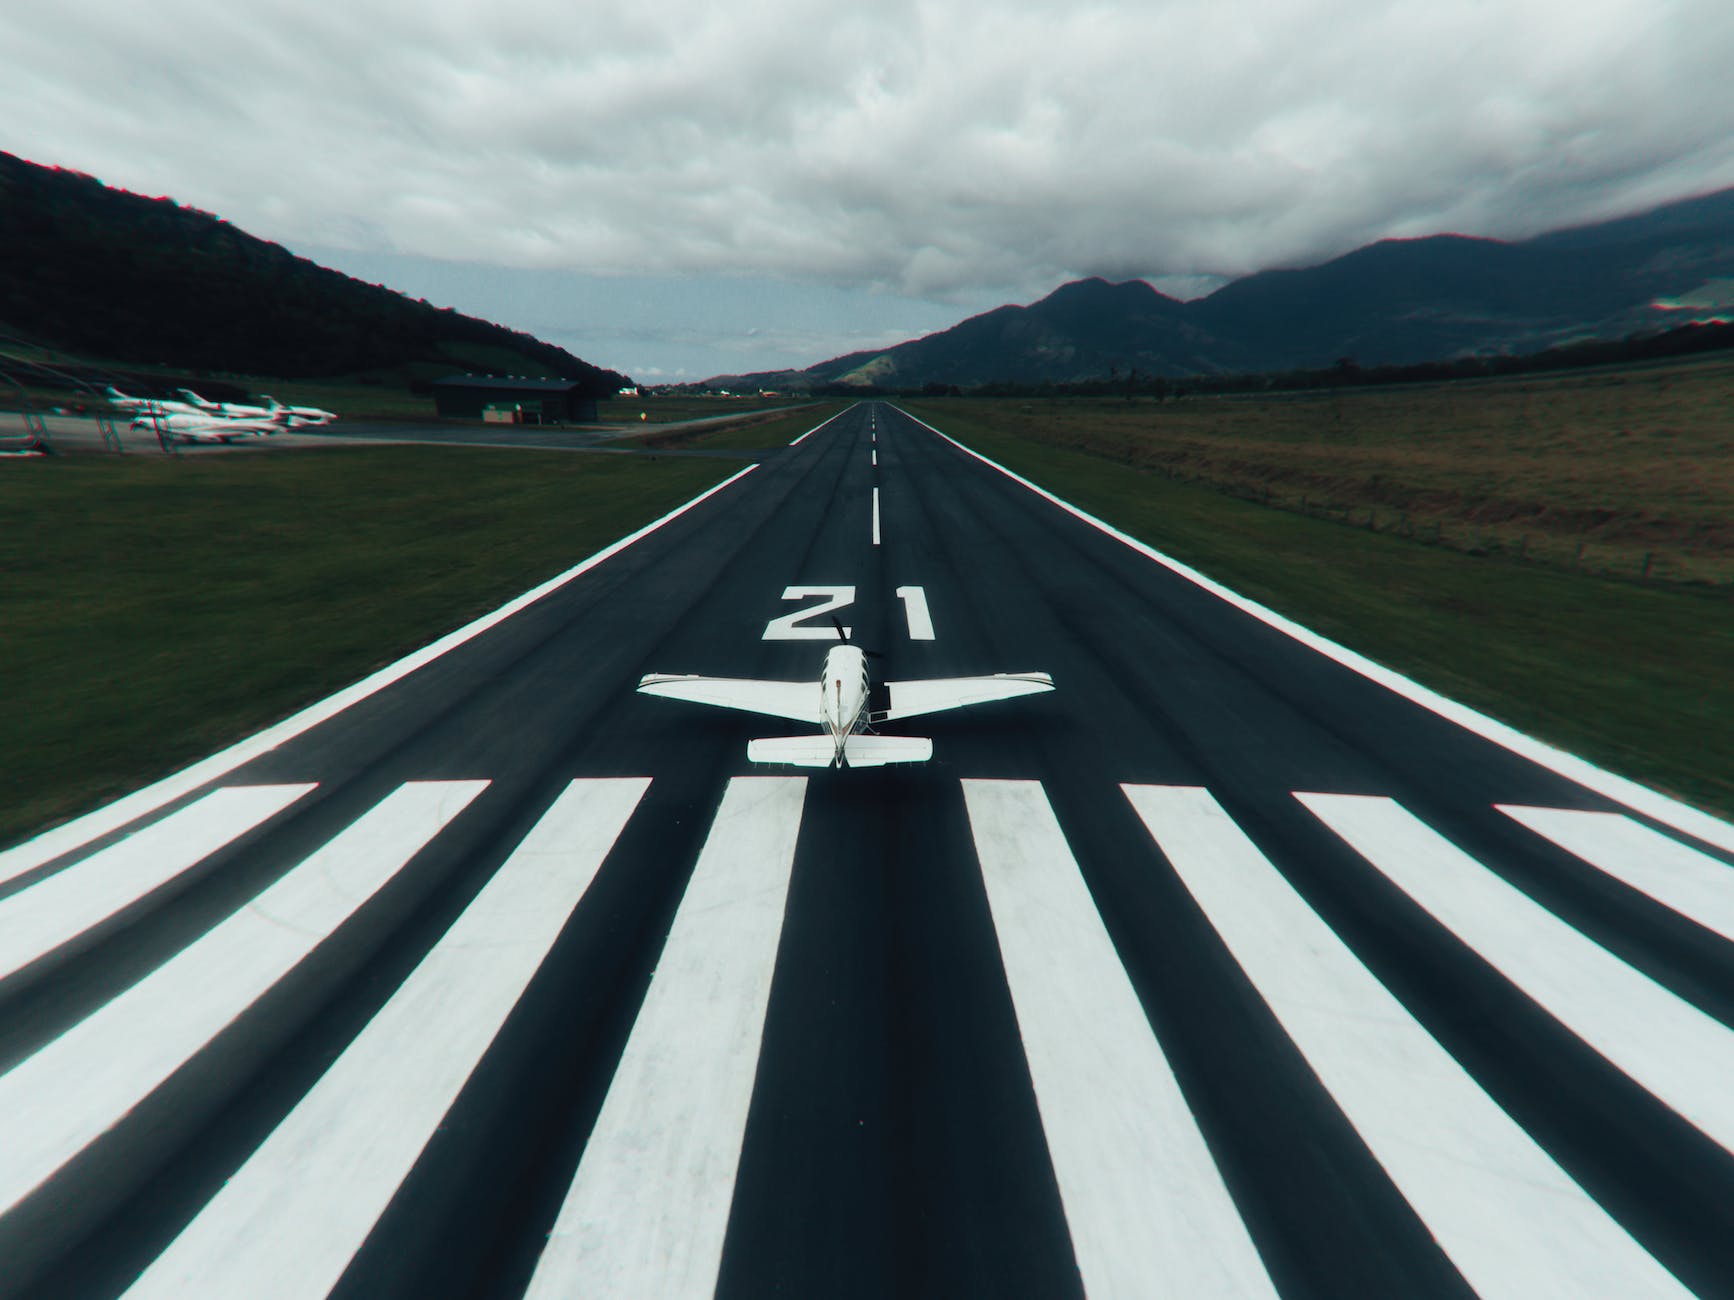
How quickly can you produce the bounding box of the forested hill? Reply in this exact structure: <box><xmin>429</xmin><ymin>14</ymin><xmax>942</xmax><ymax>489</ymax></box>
<box><xmin>0</xmin><ymin>152</ymin><xmax>627</xmax><ymax>391</ymax></box>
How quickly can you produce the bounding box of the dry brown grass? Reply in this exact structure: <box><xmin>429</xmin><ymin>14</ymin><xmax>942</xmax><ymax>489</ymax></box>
<box><xmin>949</xmin><ymin>354</ymin><xmax>1734</xmax><ymax>585</ymax></box>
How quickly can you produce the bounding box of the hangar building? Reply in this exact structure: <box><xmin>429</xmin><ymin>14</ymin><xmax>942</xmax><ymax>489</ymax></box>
<box><xmin>431</xmin><ymin>375</ymin><xmax>601</xmax><ymax>424</ymax></box>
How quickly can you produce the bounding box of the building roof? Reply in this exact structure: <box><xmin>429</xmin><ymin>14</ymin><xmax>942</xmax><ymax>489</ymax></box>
<box><xmin>432</xmin><ymin>375</ymin><xmax>590</xmax><ymax>393</ymax></box>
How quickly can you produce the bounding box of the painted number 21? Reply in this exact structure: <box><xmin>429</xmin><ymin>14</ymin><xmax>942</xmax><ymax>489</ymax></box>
<box><xmin>762</xmin><ymin>585</ymin><xmax>935</xmax><ymax>641</ymax></box>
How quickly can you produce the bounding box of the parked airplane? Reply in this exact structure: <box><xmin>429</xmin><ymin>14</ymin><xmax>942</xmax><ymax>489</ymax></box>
<box><xmin>104</xmin><ymin>387</ymin><xmax>202</xmax><ymax>418</ymax></box>
<box><xmin>178</xmin><ymin>390</ymin><xmax>337</xmax><ymax>426</ymax></box>
<box><xmin>638</xmin><ymin>621</ymin><xmax>1053</xmax><ymax>767</ymax></box>
<box><xmin>259</xmin><ymin>395</ymin><xmax>337</xmax><ymax>426</ymax></box>
<box><xmin>175</xmin><ymin>389</ymin><xmax>269</xmax><ymax>418</ymax></box>
<box><xmin>130</xmin><ymin>411</ymin><xmax>285</xmax><ymax>443</ymax></box>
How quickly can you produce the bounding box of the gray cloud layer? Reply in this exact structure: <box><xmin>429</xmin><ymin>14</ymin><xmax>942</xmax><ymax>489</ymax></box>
<box><xmin>8</xmin><ymin>1</ymin><xmax>1734</xmax><ymax>323</ymax></box>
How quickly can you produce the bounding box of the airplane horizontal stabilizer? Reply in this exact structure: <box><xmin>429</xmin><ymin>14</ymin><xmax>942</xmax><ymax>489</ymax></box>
<box><xmin>747</xmin><ymin>736</ymin><xmax>840</xmax><ymax>767</ymax></box>
<box><xmin>746</xmin><ymin>735</ymin><xmax>934</xmax><ymax>767</ymax></box>
<box><xmin>881</xmin><ymin>673</ymin><xmax>1054</xmax><ymax>722</ymax></box>
<box><xmin>841</xmin><ymin>735</ymin><xmax>933</xmax><ymax>767</ymax></box>
<box><xmin>639</xmin><ymin>674</ymin><xmax>817</xmax><ymax>723</ymax></box>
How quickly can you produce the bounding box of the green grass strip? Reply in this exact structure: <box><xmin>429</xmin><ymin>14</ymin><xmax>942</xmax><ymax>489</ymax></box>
<box><xmin>906</xmin><ymin>402</ymin><xmax>1734</xmax><ymax>819</ymax></box>
<box><xmin>1</xmin><ymin>446</ymin><xmax>732</xmax><ymax>847</ymax></box>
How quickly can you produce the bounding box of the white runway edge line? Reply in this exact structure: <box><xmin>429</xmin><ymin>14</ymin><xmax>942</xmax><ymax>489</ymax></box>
<box><xmin>872</xmin><ymin>487</ymin><xmax>881</xmax><ymax>546</ymax></box>
<box><xmin>0</xmin><ymin>465</ymin><xmax>757</xmax><ymax>885</ymax></box>
<box><xmin>527</xmin><ymin>777</ymin><xmax>806</xmax><ymax>1300</ymax></box>
<box><xmin>0</xmin><ymin>784</ymin><xmax>313</xmax><ymax>984</ymax></box>
<box><xmin>1498</xmin><ymin>805</ymin><xmax>1734</xmax><ymax>946</ymax></box>
<box><xmin>124</xmin><ymin>778</ymin><xmax>648</xmax><ymax>1300</ymax></box>
<box><xmin>1299</xmin><ymin>793</ymin><xmax>1734</xmax><ymax>1159</ymax></box>
<box><xmin>787</xmin><ymin>406</ymin><xmax>851</xmax><ymax>446</ymax></box>
<box><xmin>1125</xmin><ymin>785</ymin><xmax>1689</xmax><ymax>1300</ymax></box>
<box><xmin>961</xmin><ymin>780</ymin><xmax>1277</xmax><ymax>1300</ymax></box>
<box><xmin>894</xmin><ymin>407</ymin><xmax>1734</xmax><ymax>858</ymax></box>
<box><xmin>0</xmin><ymin>780</ymin><xmax>486</xmax><ymax>1219</ymax></box>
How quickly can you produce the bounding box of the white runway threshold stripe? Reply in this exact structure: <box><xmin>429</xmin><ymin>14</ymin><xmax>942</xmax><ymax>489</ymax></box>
<box><xmin>526</xmin><ymin>777</ymin><xmax>806</xmax><ymax>1300</ymax></box>
<box><xmin>122</xmin><ymin>778</ymin><xmax>648</xmax><ymax>1300</ymax></box>
<box><xmin>0</xmin><ymin>784</ymin><xmax>314</xmax><ymax>985</ymax></box>
<box><xmin>961</xmin><ymin>779</ymin><xmax>1277</xmax><ymax>1300</ymax></box>
<box><xmin>1299</xmin><ymin>793</ymin><xmax>1734</xmax><ymax>1160</ymax></box>
<box><xmin>0</xmin><ymin>780</ymin><xmax>487</xmax><ymax>1220</ymax></box>
<box><xmin>1125</xmin><ymin>785</ymin><xmax>1690</xmax><ymax>1300</ymax></box>
<box><xmin>1498</xmin><ymin>805</ymin><xmax>1734</xmax><ymax>946</ymax></box>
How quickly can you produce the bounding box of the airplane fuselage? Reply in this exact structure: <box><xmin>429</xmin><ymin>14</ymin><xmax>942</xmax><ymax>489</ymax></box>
<box><xmin>820</xmin><ymin>645</ymin><xmax>869</xmax><ymax>761</ymax></box>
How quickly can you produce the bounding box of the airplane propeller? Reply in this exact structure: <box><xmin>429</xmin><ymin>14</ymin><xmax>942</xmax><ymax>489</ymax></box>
<box><xmin>832</xmin><ymin>616</ymin><xmax>883</xmax><ymax>658</ymax></box>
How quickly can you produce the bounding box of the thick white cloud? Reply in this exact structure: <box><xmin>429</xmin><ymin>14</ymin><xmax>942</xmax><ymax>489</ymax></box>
<box><xmin>6</xmin><ymin>0</ymin><xmax>1734</xmax><ymax>313</ymax></box>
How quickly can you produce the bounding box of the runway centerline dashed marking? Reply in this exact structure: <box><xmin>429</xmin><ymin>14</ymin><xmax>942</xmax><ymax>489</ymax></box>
<box><xmin>1127</xmin><ymin>785</ymin><xmax>1689</xmax><ymax>1300</ymax></box>
<box><xmin>122</xmin><ymin>779</ymin><xmax>648</xmax><ymax>1300</ymax></box>
<box><xmin>527</xmin><ymin>777</ymin><xmax>806</xmax><ymax>1300</ymax></box>
<box><xmin>872</xmin><ymin>486</ymin><xmax>881</xmax><ymax>546</ymax></box>
<box><xmin>963</xmin><ymin>779</ymin><xmax>1277</xmax><ymax>1299</ymax></box>
<box><xmin>0</xmin><ymin>784</ymin><xmax>313</xmax><ymax>985</ymax></box>
<box><xmin>1300</xmin><ymin>792</ymin><xmax>1734</xmax><ymax>1159</ymax></box>
<box><xmin>0</xmin><ymin>780</ymin><xmax>486</xmax><ymax>1220</ymax></box>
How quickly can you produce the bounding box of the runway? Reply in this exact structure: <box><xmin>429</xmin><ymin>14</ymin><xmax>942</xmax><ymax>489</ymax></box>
<box><xmin>3</xmin><ymin>401</ymin><xmax>1731</xmax><ymax>1298</ymax></box>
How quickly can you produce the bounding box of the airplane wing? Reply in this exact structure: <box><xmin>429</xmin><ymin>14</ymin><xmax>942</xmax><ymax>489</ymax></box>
<box><xmin>638</xmin><ymin>674</ymin><xmax>817</xmax><ymax>723</ymax></box>
<box><xmin>880</xmin><ymin>672</ymin><xmax>1054</xmax><ymax>722</ymax></box>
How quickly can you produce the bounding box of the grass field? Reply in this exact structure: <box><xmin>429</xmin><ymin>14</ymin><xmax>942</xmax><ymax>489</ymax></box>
<box><xmin>904</xmin><ymin>394</ymin><xmax>1734</xmax><ymax>819</ymax></box>
<box><xmin>955</xmin><ymin>353</ymin><xmax>1734</xmax><ymax>587</ymax></box>
<box><xmin>0</xmin><ymin>446</ymin><xmax>732</xmax><ymax>847</ymax></box>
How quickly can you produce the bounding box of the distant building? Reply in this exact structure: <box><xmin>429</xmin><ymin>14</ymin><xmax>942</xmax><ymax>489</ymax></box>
<box><xmin>431</xmin><ymin>375</ymin><xmax>600</xmax><ymax>423</ymax></box>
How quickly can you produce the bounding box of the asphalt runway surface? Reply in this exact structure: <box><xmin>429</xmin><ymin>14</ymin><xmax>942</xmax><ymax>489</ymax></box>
<box><xmin>3</xmin><ymin>402</ymin><xmax>1732</xmax><ymax>1298</ymax></box>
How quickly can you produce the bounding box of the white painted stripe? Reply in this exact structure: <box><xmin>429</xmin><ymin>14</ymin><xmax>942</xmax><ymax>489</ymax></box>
<box><xmin>962</xmin><ymin>779</ymin><xmax>1276</xmax><ymax>1299</ymax></box>
<box><xmin>0</xmin><ymin>784</ymin><xmax>313</xmax><ymax>982</ymax></box>
<box><xmin>1299</xmin><ymin>793</ymin><xmax>1734</xmax><ymax>1157</ymax></box>
<box><xmin>526</xmin><ymin>777</ymin><xmax>806</xmax><ymax>1300</ymax></box>
<box><xmin>787</xmin><ymin>406</ymin><xmax>851</xmax><ymax>446</ymax></box>
<box><xmin>871</xmin><ymin>448</ymin><xmax>877</xmax><ymax>466</ymax></box>
<box><xmin>1127</xmin><ymin>785</ymin><xmax>1688</xmax><ymax>1300</ymax></box>
<box><xmin>872</xmin><ymin>487</ymin><xmax>881</xmax><ymax>546</ymax></box>
<box><xmin>0</xmin><ymin>464</ymin><xmax>757</xmax><ymax>883</ymax></box>
<box><xmin>895</xmin><ymin>405</ymin><xmax>1734</xmax><ymax>859</ymax></box>
<box><xmin>0</xmin><ymin>780</ymin><xmax>487</xmax><ymax>1218</ymax></box>
<box><xmin>1499</xmin><ymin>805</ymin><xmax>1734</xmax><ymax>945</ymax></box>
<box><xmin>124</xmin><ymin>778</ymin><xmax>647</xmax><ymax>1300</ymax></box>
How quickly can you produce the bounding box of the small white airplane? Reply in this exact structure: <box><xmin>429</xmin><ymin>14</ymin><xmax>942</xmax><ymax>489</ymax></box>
<box><xmin>178</xmin><ymin>390</ymin><xmax>337</xmax><ymax>427</ymax></box>
<box><xmin>105</xmin><ymin>386</ymin><xmax>202</xmax><ymax>418</ymax></box>
<box><xmin>131</xmin><ymin>411</ymin><xmax>285</xmax><ymax>443</ymax></box>
<box><xmin>176</xmin><ymin>389</ymin><xmax>267</xmax><ymax>418</ymax></box>
<box><xmin>638</xmin><ymin>621</ymin><xmax>1053</xmax><ymax>767</ymax></box>
<box><xmin>259</xmin><ymin>395</ymin><xmax>338</xmax><ymax>426</ymax></box>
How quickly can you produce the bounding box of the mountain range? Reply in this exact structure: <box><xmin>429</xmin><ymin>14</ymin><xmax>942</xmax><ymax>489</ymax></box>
<box><xmin>700</xmin><ymin>188</ymin><xmax>1734</xmax><ymax>390</ymax></box>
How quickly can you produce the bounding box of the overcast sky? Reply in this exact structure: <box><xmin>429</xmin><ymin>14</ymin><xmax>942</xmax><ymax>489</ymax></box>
<box><xmin>7</xmin><ymin>0</ymin><xmax>1734</xmax><ymax>379</ymax></box>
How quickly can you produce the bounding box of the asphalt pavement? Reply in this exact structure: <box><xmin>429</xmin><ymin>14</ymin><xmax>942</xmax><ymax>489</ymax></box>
<box><xmin>2</xmin><ymin>402</ymin><xmax>1731</xmax><ymax>1298</ymax></box>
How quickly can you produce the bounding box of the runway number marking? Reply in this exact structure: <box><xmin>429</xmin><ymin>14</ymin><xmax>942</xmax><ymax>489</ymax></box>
<box><xmin>763</xmin><ymin>586</ymin><xmax>855</xmax><ymax>640</ymax></box>
<box><xmin>764</xmin><ymin>585</ymin><xmax>936</xmax><ymax>641</ymax></box>
<box><xmin>896</xmin><ymin>586</ymin><xmax>935</xmax><ymax>640</ymax></box>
